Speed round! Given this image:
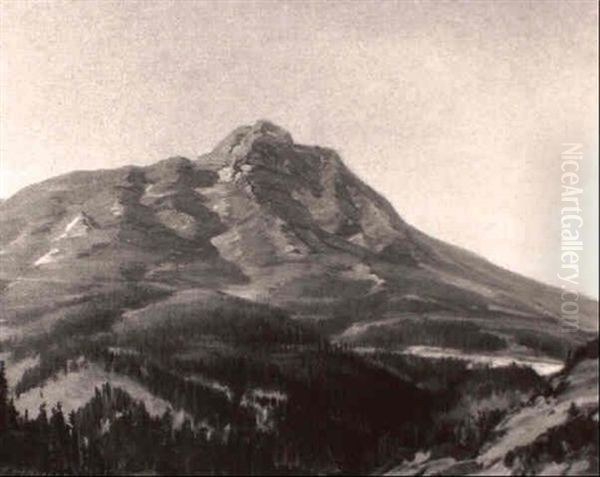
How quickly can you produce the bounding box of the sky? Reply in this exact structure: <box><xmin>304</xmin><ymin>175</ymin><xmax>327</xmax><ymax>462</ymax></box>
<box><xmin>0</xmin><ymin>0</ymin><xmax>598</xmax><ymax>297</ymax></box>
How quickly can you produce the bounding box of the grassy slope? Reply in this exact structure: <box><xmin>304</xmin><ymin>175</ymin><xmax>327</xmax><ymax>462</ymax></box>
<box><xmin>383</xmin><ymin>340</ymin><xmax>599</xmax><ymax>475</ymax></box>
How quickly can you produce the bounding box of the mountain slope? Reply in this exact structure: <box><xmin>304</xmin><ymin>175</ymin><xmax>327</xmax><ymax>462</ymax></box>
<box><xmin>0</xmin><ymin>120</ymin><xmax>595</xmax><ymax>357</ymax></box>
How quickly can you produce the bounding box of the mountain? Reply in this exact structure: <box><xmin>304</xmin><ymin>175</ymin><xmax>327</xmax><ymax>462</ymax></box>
<box><xmin>0</xmin><ymin>120</ymin><xmax>597</xmax><ymax>474</ymax></box>
<box><xmin>0</xmin><ymin>120</ymin><xmax>596</xmax><ymax>351</ymax></box>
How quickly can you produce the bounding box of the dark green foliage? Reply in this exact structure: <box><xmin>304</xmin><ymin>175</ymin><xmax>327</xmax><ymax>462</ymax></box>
<box><xmin>0</xmin><ymin>381</ymin><xmax>282</xmax><ymax>475</ymax></box>
<box><xmin>97</xmin><ymin>346</ymin><xmax>435</xmax><ymax>473</ymax></box>
<box><xmin>3</xmin><ymin>342</ymin><xmax>436</xmax><ymax>474</ymax></box>
<box><xmin>0</xmin><ymin>333</ymin><xmax>572</xmax><ymax>475</ymax></box>
<box><xmin>1</xmin><ymin>360</ymin><xmax>72</xmax><ymax>473</ymax></box>
<box><xmin>363</xmin><ymin>352</ymin><xmax>550</xmax><ymax>458</ymax></box>
<box><xmin>565</xmin><ymin>338</ymin><xmax>599</xmax><ymax>372</ymax></box>
<box><xmin>513</xmin><ymin>328</ymin><xmax>572</xmax><ymax>360</ymax></box>
<box><xmin>0</xmin><ymin>362</ymin><xmax>7</xmax><ymax>432</ymax></box>
<box><xmin>344</xmin><ymin>319</ymin><xmax>507</xmax><ymax>352</ymax></box>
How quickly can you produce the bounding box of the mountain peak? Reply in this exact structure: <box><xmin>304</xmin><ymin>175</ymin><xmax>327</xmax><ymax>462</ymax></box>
<box><xmin>249</xmin><ymin>119</ymin><xmax>293</xmax><ymax>143</ymax></box>
<box><xmin>210</xmin><ymin>120</ymin><xmax>293</xmax><ymax>159</ymax></box>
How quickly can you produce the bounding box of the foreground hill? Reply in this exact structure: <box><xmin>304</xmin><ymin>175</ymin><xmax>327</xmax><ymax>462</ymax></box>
<box><xmin>383</xmin><ymin>339</ymin><xmax>599</xmax><ymax>475</ymax></box>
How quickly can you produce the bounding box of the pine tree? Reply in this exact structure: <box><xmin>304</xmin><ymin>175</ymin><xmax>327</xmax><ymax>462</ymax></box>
<box><xmin>69</xmin><ymin>410</ymin><xmax>82</xmax><ymax>472</ymax></box>
<box><xmin>0</xmin><ymin>361</ymin><xmax>8</xmax><ymax>432</ymax></box>
<box><xmin>0</xmin><ymin>360</ymin><xmax>16</xmax><ymax>469</ymax></box>
<box><xmin>49</xmin><ymin>402</ymin><xmax>69</xmax><ymax>472</ymax></box>
<box><xmin>7</xmin><ymin>398</ymin><xmax>18</xmax><ymax>430</ymax></box>
<box><xmin>37</xmin><ymin>402</ymin><xmax>49</xmax><ymax>429</ymax></box>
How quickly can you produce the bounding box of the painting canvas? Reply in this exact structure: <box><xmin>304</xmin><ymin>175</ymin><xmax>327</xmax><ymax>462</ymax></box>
<box><xmin>0</xmin><ymin>1</ymin><xmax>598</xmax><ymax>475</ymax></box>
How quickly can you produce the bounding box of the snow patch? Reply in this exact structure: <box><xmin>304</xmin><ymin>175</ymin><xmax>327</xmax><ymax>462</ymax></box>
<box><xmin>338</xmin><ymin>316</ymin><xmax>412</xmax><ymax>339</ymax></box>
<box><xmin>217</xmin><ymin>166</ymin><xmax>234</xmax><ymax>182</ymax></box>
<box><xmin>34</xmin><ymin>248</ymin><xmax>61</xmax><ymax>266</ymax></box>
<box><xmin>342</xmin><ymin>263</ymin><xmax>385</xmax><ymax>292</ymax></box>
<box><xmin>401</xmin><ymin>294</ymin><xmax>425</xmax><ymax>301</ymax></box>
<box><xmin>54</xmin><ymin>213</ymin><xmax>96</xmax><ymax>240</ymax></box>
<box><xmin>352</xmin><ymin>346</ymin><xmax>563</xmax><ymax>376</ymax></box>
<box><xmin>185</xmin><ymin>375</ymin><xmax>233</xmax><ymax>401</ymax></box>
<box><xmin>110</xmin><ymin>201</ymin><xmax>125</xmax><ymax>217</ymax></box>
<box><xmin>143</xmin><ymin>183</ymin><xmax>176</xmax><ymax>198</ymax></box>
<box><xmin>347</xmin><ymin>232</ymin><xmax>369</xmax><ymax>248</ymax></box>
<box><xmin>401</xmin><ymin>346</ymin><xmax>564</xmax><ymax>376</ymax></box>
<box><xmin>241</xmin><ymin>388</ymin><xmax>287</xmax><ymax>432</ymax></box>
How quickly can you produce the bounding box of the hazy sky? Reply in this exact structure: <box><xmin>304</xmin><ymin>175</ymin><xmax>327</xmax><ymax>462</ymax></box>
<box><xmin>0</xmin><ymin>0</ymin><xmax>598</xmax><ymax>296</ymax></box>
